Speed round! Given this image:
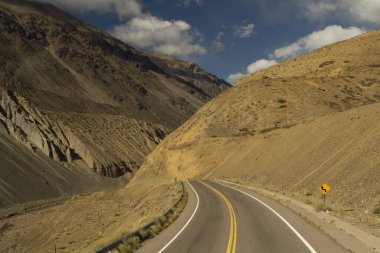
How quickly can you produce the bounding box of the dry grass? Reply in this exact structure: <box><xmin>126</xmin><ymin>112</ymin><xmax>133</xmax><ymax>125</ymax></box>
<box><xmin>315</xmin><ymin>204</ymin><xmax>332</xmax><ymax>213</ymax></box>
<box><xmin>114</xmin><ymin>189</ymin><xmax>188</xmax><ymax>253</ymax></box>
<box><xmin>117</xmin><ymin>236</ymin><xmax>141</xmax><ymax>253</ymax></box>
<box><xmin>91</xmin><ymin>184</ymin><xmax>188</xmax><ymax>253</ymax></box>
<box><xmin>0</xmin><ymin>182</ymin><xmax>182</xmax><ymax>253</ymax></box>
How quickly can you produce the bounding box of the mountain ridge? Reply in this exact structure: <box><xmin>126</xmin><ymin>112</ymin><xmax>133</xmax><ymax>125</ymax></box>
<box><xmin>0</xmin><ymin>0</ymin><xmax>230</xmax><ymax>205</ymax></box>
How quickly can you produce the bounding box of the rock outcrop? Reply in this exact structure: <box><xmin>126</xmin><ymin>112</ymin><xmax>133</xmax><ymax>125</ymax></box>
<box><xmin>0</xmin><ymin>90</ymin><xmax>167</xmax><ymax>177</ymax></box>
<box><xmin>0</xmin><ymin>90</ymin><xmax>71</xmax><ymax>162</ymax></box>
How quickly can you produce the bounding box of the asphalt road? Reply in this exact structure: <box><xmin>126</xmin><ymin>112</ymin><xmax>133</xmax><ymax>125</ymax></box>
<box><xmin>137</xmin><ymin>180</ymin><xmax>349</xmax><ymax>253</ymax></box>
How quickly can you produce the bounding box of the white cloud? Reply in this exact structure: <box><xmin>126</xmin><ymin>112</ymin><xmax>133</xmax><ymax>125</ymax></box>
<box><xmin>273</xmin><ymin>25</ymin><xmax>366</xmax><ymax>58</ymax></box>
<box><xmin>227</xmin><ymin>72</ymin><xmax>245</xmax><ymax>84</ymax></box>
<box><xmin>38</xmin><ymin>0</ymin><xmax>207</xmax><ymax>58</ymax></box>
<box><xmin>306</xmin><ymin>1</ymin><xmax>337</xmax><ymax>20</ymax></box>
<box><xmin>153</xmin><ymin>43</ymin><xmax>206</xmax><ymax>57</ymax></box>
<box><xmin>177</xmin><ymin>0</ymin><xmax>205</xmax><ymax>7</ymax></box>
<box><xmin>211</xmin><ymin>32</ymin><xmax>225</xmax><ymax>53</ymax></box>
<box><xmin>227</xmin><ymin>25</ymin><xmax>365</xmax><ymax>84</ymax></box>
<box><xmin>233</xmin><ymin>23</ymin><xmax>255</xmax><ymax>38</ymax></box>
<box><xmin>303</xmin><ymin>0</ymin><xmax>380</xmax><ymax>25</ymax></box>
<box><xmin>110</xmin><ymin>15</ymin><xmax>207</xmax><ymax>57</ymax></box>
<box><xmin>227</xmin><ymin>59</ymin><xmax>277</xmax><ymax>84</ymax></box>
<box><xmin>247</xmin><ymin>59</ymin><xmax>277</xmax><ymax>74</ymax></box>
<box><xmin>345</xmin><ymin>0</ymin><xmax>380</xmax><ymax>25</ymax></box>
<box><xmin>36</xmin><ymin>0</ymin><xmax>142</xmax><ymax>19</ymax></box>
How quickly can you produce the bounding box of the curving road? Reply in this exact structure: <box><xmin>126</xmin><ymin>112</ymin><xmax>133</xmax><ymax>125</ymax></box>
<box><xmin>137</xmin><ymin>180</ymin><xmax>349</xmax><ymax>253</ymax></box>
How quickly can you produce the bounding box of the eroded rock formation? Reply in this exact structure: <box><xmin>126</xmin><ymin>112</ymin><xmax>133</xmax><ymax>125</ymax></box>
<box><xmin>0</xmin><ymin>90</ymin><xmax>148</xmax><ymax>177</ymax></box>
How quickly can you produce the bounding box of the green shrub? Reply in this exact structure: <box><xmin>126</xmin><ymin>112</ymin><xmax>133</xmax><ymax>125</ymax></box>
<box><xmin>149</xmin><ymin>223</ymin><xmax>162</xmax><ymax>236</ymax></box>
<box><xmin>373</xmin><ymin>205</ymin><xmax>380</xmax><ymax>215</ymax></box>
<box><xmin>116</xmin><ymin>184</ymin><xmax>188</xmax><ymax>252</ymax></box>
<box><xmin>138</xmin><ymin>228</ymin><xmax>149</xmax><ymax>240</ymax></box>
<box><xmin>118</xmin><ymin>236</ymin><xmax>141</xmax><ymax>253</ymax></box>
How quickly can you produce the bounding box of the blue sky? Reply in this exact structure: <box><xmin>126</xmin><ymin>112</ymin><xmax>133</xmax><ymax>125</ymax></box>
<box><xmin>39</xmin><ymin>0</ymin><xmax>379</xmax><ymax>83</ymax></box>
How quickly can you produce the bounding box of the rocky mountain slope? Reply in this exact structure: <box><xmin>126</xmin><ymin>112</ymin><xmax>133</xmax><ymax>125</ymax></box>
<box><xmin>133</xmin><ymin>30</ymin><xmax>380</xmax><ymax>231</ymax></box>
<box><xmin>0</xmin><ymin>130</ymin><xmax>117</xmax><ymax>207</ymax></box>
<box><xmin>0</xmin><ymin>0</ymin><xmax>230</xmax><ymax>205</ymax></box>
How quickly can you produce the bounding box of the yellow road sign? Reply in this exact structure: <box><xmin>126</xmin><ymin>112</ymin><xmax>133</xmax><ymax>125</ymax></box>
<box><xmin>319</xmin><ymin>183</ymin><xmax>331</xmax><ymax>194</ymax></box>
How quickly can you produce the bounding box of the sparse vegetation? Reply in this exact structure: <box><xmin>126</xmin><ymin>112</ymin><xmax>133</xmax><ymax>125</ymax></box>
<box><xmin>304</xmin><ymin>199</ymin><xmax>313</xmax><ymax>205</ymax></box>
<box><xmin>117</xmin><ymin>236</ymin><xmax>141</xmax><ymax>253</ymax></box>
<box><xmin>328</xmin><ymin>101</ymin><xmax>341</xmax><ymax>110</ymax></box>
<box><xmin>304</xmin><ymin>191</ymin><xmax>312</xmax><ymax>197</ymax></box>
<box><xmin>109</xmin><ymin>185</ymin><xmax>189</xmax><ymax>253</ymax></box>
<box><xmin>315</xmin><ymin>203</ymin><xmax>332</xmax><ymax>212</ymax></box>
<box><xmin>373</xmin><ymin>205</ymin><xmax>380</xmax><ymax>215</ymax></box>
<box><xmin>360</xmin><ymin>78</ymin><xmax>377</xmax><ymax>87</ymax></box>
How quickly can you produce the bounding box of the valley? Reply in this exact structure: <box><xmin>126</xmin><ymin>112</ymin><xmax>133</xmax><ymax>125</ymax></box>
<box><xmin>0</xmin><ymin>0</ymin><xmax>379</xmax><ymax>252</ymax></box>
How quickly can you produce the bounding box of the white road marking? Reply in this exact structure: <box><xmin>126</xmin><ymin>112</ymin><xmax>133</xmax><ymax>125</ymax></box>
<box><xmin>214</xmin><ymin>181</ymin><xmax>318</xmax><ymax>253</ymax></box>
<box><xmin>158</xmin><ymin>181</ymin><xmax>200</xmax><ymax>253</ymax></box>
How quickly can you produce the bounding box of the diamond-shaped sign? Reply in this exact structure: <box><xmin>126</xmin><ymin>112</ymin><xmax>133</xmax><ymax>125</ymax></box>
<box><xmin>319</xmin><ymin>183</ymin><xmax>331</xmax><ymax>194</ymax></box>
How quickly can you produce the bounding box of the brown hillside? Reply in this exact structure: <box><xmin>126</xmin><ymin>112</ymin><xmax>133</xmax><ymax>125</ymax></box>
<box><xmin>133</xmin><ymin>30</ymin><xmax>380</xmax><ymax>233</ymax></box>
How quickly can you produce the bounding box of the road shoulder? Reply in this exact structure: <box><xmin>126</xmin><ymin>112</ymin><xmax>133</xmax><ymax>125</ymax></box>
<box><xmin>217</xmin><ymin>180</ymin><xmax>380</xmax><ymax>253</ymax></box>
<box><xmin>136</xmin><ymin>181</ymin><xmax>198</xmax><ymax>252</ymax></box>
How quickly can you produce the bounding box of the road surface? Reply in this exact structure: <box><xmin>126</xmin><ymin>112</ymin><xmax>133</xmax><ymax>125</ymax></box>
<box><xmin>137</xmin><ymin>180</ymin><xmax>348</xmax><ymax>253</ymax></box>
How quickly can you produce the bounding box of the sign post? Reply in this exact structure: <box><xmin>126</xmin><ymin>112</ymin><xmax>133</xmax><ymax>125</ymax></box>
<box><xmin>319</xmin><ymin>183</ymin><xmax>331</xmax><ymax>205</ymax></box>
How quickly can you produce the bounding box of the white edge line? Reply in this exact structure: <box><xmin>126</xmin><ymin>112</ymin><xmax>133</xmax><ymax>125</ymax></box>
<box><xmin>214</xmin><ymin>180</ymin><xmax>317</xmax><ymax>253</ymax></box>
<box><xmin>158</xmin><ymin>181</ymin><xmax>200</xmax><ymax>253</ymax></box>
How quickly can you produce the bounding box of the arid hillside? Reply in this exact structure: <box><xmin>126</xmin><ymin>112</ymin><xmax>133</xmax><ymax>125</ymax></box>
<box><xmin>133</xmin><ymin>30</ymin><xmax>380</xmax><ymax>233</ymax></box>
<box><xmin>0</xmin><ymin>179</ymin><xmax>181</xmax><ymax>253</ymax></box>
<box><xmin>0</xmin><ymin>0</ymin><xmax>230</xmax><ymax>205</ymax></box>
<box><xmin>0</xmin><ymin>131</ymin><xmax>118</xmax><ymax>207</ymax></box>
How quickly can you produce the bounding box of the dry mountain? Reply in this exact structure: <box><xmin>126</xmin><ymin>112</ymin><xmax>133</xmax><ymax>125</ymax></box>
<box><xmin>133</xmin><ymin>30</ymin><xmax>380</xmax><ymax>232</ymax></box>
<box><xmin>0</xmin><ymin>0</ymin><xmax>230</xmax><ymax>206</ymax></box>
